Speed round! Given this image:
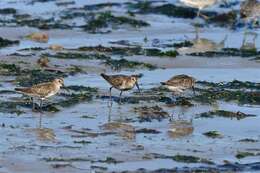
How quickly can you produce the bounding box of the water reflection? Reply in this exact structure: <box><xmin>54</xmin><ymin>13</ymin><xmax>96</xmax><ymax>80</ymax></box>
<box><xmin>29</xmin><ymin>112</ymin><xmax>56</xmax><ymax>141</ymax></box>
<box><xmin>178</xmin><ymin>26</ymin><xmax>227</xmax><ymax>54</ymax></box>
<box><xmin>102</xmin><ymin>104</ymin><xmax>135</xmax><ymax>140</ymax></box>
<box><xmin>101</xmin><ymin>121</ymin><xmax>136</xmax><ymax>141</ymax></box>
<box><xmin>241</xmin><ymin>32</ymin><xmax>258</xmax><ymax>50</ymax></box>
<box><xmin>168</xmin><ymin>119</ymin><xmax>194</xmax><ymax>139</ymax></box>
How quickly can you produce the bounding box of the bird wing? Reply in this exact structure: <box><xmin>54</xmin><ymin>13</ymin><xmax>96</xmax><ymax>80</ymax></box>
<box><xmin>109</xmin><ymin>76</ymin><xmax>125</xmax><ymax>87</ymax></box>
<box><xmin>29</xmin><ymin>82</ymin><xmax>54</xmax><ymax>97</ymax></box>
<box><xmin>166</xmin><ymin>75</ymin><xmax>195</xmax><ymax>87</ymax></box>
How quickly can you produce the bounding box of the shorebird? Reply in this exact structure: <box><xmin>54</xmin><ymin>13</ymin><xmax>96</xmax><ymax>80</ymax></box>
<box><xmin>101</xmin><ymin>73</ymin><xmax>141</xmax><ymax>103</ymax></box>
<box><xmin>240</xmin><ymin>0</ymin><xmax>260</xmax><ymax>24</ymax></box>
<box><xmin>37</xmin><ymin>56</ymin><xmax>50</xmax><ymax>68</ymax></box>
<box><xmin>240</xmin><ymin>0</ymin><xmax>260</xmax><ymax>46</ymax></box>
<box><xmin>180</xmin><ymin>0</ymin><xmax>226</xmax><ymax>19</ymax></box>
<box><xmin>161</xmin><ymin>74</ymin><xmax>196</xmax><ymax>94</ymax></box>
<box><xmin>15</xmin><ymin>78</ymin><xmax>64</xmax><ymax>111</ymax></box>
<box><xmin>178</xmin><ymin>26</ymin><xmax>227</xmax><ymax>54</ymax></box>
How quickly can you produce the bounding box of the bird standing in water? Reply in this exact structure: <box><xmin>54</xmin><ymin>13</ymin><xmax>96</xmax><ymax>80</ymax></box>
<box><xmin>180</xmin><ymin>0</ymin><xmax>226</xmax><ymax>19</ymax></box>
<box><xmin>15</xmin><ymin>78</ymin><xmax>64</xmax><ymax>111</ymax></box>
<box><xmin>161</xmin><ymin>74</ymin><xmax>196</xmax><ymax>95</ymax></box>
<box><xmin>101</xmin><ymin>73</ymin><xmax>141</xmax><ymax>104</ymax></box>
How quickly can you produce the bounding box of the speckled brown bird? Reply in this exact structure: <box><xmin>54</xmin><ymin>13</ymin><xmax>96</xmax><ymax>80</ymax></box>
<box><xmin>101</xmin><ymin>73</ymin><xmax>141</xmax><ymax>103</ymax></box>
<box><xmin>37</xmin><ymin>56</ymin><xmax>50</xmax><ymax>68</ymax></box>
<box><xmin>161</xmin><ymin>74</ymin><xmax>196</xmax><ymax>94</ymax></box>
<box><xmin>15</xmin><ymin>78</ymin><xmax>64</xmax><ymax>110</ymax></box>
<box><xmin>240</xmin><ymin>0</ymin><xmax>260</xmax><ymax>22</ymax></box>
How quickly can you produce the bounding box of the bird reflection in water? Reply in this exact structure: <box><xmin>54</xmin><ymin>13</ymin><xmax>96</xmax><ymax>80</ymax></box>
<box><xmin>102</xmin><ymin>103</ymin><xmax>135</xmax><ymax>140</ymax></box>
<box><xmin>29</xmin><ymin>112</ymin><xmax>56</xmax><ymax>141</ymax></box>
<box><xmin>241</xmin><ymin>32</ymin><xmax>258</xmax><ymax>51</ymax></box>
<box><xmin>178</xmin><ymin>26</ymin><xmax>227</xmax><ymax>54</ymax></box>
<box><xmin>168</xmin><ymin>118</ymin><xmax>194</xmax><ymax>139</ymax></box>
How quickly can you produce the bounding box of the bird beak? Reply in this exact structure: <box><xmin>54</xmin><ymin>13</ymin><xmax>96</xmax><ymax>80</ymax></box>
<box><xmin>62</xmin><ymin>84</ymin><xmax>70</xmax><ymax>94</ymax></box>
<box><xmin>136</xmin><ymin>82</ymin><xmax>141</xmax><ymax>93</ymax></box>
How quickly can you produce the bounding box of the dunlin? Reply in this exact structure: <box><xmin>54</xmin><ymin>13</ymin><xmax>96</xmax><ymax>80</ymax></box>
<box><xmin>37</xmin><ymin>56</ymin><xmax>50</xmax><ymax>68</ymax></box>
<box><xmin>240</xmin><ymin>0</ymin><xmax>260</xmax><ymax>23</ymax></box>
<box><xmin>180</xmin><ymin>0</ymin><xmax>224</xmax><ymax>19</ymax></box>
<box><xmin>101</xmin><ymin>73</ymin><xmax>141</xmax><ymax>103</ymax></box>
<box><xmin>161</xmin><ymin>74</ymin><xmax>196</xmax><ymax>94</ymax></box>
<box><xmin>15</xmin><ymin>78</ymin><xmax>64</xmax><ymax>110</ymax></box>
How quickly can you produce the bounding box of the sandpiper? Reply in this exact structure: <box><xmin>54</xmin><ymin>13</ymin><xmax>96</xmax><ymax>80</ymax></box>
<box><xmin>15</xmin><ymin>78</ymin><xmax>64</xmax><ymax>111</ymax></box>
<box><xmin>180</xmin><ymin>0</ymin><xmax>225</xmax><ymax>19</ymax></box>
<box><xmin>161</xmin><ymin>74</ymin><xmax>196</xmax><ymax>94</ymax></box>
<box><xmin>101</xmin><ymin>73</ymin><xmax>141</xmax><ymax>103</ymax></box>
<box><xmin>37</xmin><ymin>56</ymin><xmax>50</xmax><ymax>68</ymax></box>
<box><xmin>240</xmin><ymin>0</ymin><xmax>260</xmax><ymax>23</ymax></box>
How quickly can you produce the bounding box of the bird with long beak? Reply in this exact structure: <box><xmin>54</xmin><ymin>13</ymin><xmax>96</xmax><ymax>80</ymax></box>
<box><xmin>101</xmin><ymin>73</ymin><xmax>141</xmax><ymax>104</ymax></box>
<box><xmin>15</xmin><ymin>78</ymin><xmax>64</xmax><ymax>111</ymax></box>
<box><xmin>161</xmin><ymin>74</ymin><xmax>196</xmax><ymax>95</ymax></box>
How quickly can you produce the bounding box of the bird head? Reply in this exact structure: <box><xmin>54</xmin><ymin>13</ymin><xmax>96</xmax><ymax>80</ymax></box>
<box><xmin>53</xmin><ymin>78</ymin><xmax>64</xmax><ymax>88</ymax></box>
<box><xmin>131</xmin><ymin>74</ymin><xmax>143</xmax><ymax>93</ymax></box>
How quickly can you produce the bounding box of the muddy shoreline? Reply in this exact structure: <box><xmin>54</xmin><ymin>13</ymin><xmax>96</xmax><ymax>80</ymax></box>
<box><xmin>0</xmin><ymin>0</ymin><xmax>260</xmax><ymax>173</ymax></box>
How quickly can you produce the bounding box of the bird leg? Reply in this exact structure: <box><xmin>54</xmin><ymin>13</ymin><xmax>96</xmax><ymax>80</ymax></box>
<box><xmin>39</xmin><ymin>113</ymin><xmax>42</xmax><ymax>129</ymax></box>
<box><xmin>196</xmin><ymin>9</ymin><xmax>200</xmax><ymax>18</ymax></box>
<box><xmin>192</xmin><ymin>86</ymin><xmax>196</xmax><ymax>96</ymax></box>
<box><xmin>199</xmin><ymin>13</ymin><xmax>210</xmax><ymax>20</ymax></box>
<box><xmin>196</xmin><ymin>9</ymin><xmax>209</xmax><ymax>20</ymax></box>
<box><xmin>109</xmin><ymin>87</ymin><xmax>113</xmax><ymax>106</ymax></box>
<box><xmin>119</xmin><ymin>91</ymin><xmax>123</xmax><ymax>104</ymax></box>
<box><xmin>31</xmin><ymin>97</ymin><xmax>36</xmax><ymax>111</ymax></box>
<box><xmin>39</xmin><ymin>99</ymin><xmax>43</xmax><ymax>112</ymax></box>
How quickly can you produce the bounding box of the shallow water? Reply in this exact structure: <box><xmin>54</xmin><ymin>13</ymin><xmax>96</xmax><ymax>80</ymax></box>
<box><xmin>0</xmin><ymin>0</ymin><xmax>260</xmax><ymax>172</ymax></box>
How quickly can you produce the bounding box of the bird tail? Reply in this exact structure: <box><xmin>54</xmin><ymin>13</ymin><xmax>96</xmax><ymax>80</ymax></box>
<box><xmin>100</xmin><ymin>73</ymin><xmax>110</xmax><ymax>81</ymax></box>
<box><xmin>15</xmin><ymin>88</ymin><xmax>30</xmax><ymax>93</ymax></box>
<box><xmin>160</xmin><ymin>82</ymin><xmax>167</xmax><ymax>85</ymax></box>
<box><xmin>132</xmin><ymin>73</ymin><xmax>143</xmax><ymax>78</ymax></box>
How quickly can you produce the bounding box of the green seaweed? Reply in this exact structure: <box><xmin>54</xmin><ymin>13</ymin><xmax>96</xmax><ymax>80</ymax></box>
<box><xmin>172</xmin><ymin>40</ymin><xmax>193</xmax><ymax>48</ymax></box>
<box><xmin>83</xmin><ymin>3</ymin><xmax>121</xmax><ymax>11</ymax></box>
<box><xmin>151</xmin><ymin>153</ymin><xmax>214</xmax><ymax>164</ymax></box>
<box><xmin>239</xmin><ymin>138</ymin><xmax>258</xmax><ymax>143</ymax></box>
<box><xmin>172</xmin><ymin>155</ymin><xmax>214</xmax><ymax>164</ymax></box>
<box><xmin>0</xmin><ymin>8</ymin><xmax>16</xmax><ymax>14</ymax></box>
<box><xmin>73</xmin><ymin>140</ymin><xmax>91</xmax><ymax>144</ymax></box>
<box><xmin>16</xmin><ymin>18</ymin><xmax>72</xmax><ymax>30</ymax></box>
<box><xmin>43</xmin><ymin>52</ymin><xmax>110</xmax><ymax>60</ymax></box>
<box><xmin>0</xmin><ymin>63</ymin><xmax>20</xmax><ymax>75</ymax></box>
<box><xmin>97</xmin><ymin>157</ymin><xmax>123</xmax><ymax>164</ymax></box>
<box><xmin>208</xmin><ymin>11</ymin><xmax>237</xmax><ymax>27</ymax></box>
<box><xmin>0</xmin><ymin>102</ymin><xmax>25</xmax><ymax>115</ymax></box>
<box><xmin>203</xmin><ymin>131</ymin><xmax>222</xmax><ymax>138</ymax></box>
<box><xmin>82</xmin><ymin>11</ymin><xmax>149</xmax><ymax>33</ymax></box>
<box><xmin>193</xmin><ymin>89</ymin><xmax>260</xmax><ymax>105</ymax></box>
<box><xmin>197</xmin><ymin>80</ymin><xmax>260</xmax><ymax>90</ymax></box>
<box><xmin>43</xmin><ymin>157</ymin><xmax>90</xmax><ymax>162</ymax></box>
<box><xmin>104</xmin><ymin>58</ymin><xmax>156</xmax><ymax>70</ymax></box>
<box><xmin>236</xmin><ymin>152</ymin><xmax>256</xmax><ymax>159</ymax></box>
<box><xmin>145</xmin><ymin>49</ymin><xmax>179</xmax><ymax>57</ymax></box>
<box><xmin>130</xmin><ymin>3</ymin><xmax>217</xmax><ymax>19</ymax></box>
<box><xmin>57</xmin><ymin>93</ymin><xmax>95</xmax><ymax>108</ymax></box>
<box><xmin>15</xmin><ymin>69</ymin><xmax>65</xmax><ymax>87</ymax></box>
<box><xmin>0</xmin><ymin>37</ymin><xmax>19</xmax><ymax>48</ymax></box>
<box><xmin>134</xmin><ymin>105</ymin><xmax>169</xmax><ymax>122</ymax></box>
<box><xmin>189</xmin><ymin>48</ymin><xmax>260</xmax><ymax>57</ymax></box>
<box><xmin>198</xmin><ymin>110</ymin><xmax>256</xmax><ymax>120</ymax></box>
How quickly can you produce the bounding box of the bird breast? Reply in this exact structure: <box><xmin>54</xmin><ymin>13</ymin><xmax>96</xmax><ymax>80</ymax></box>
<box><xmin>117</xmin><ymin>80</ymin><xmax>135</xmax><ymax>90</ymax></box>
